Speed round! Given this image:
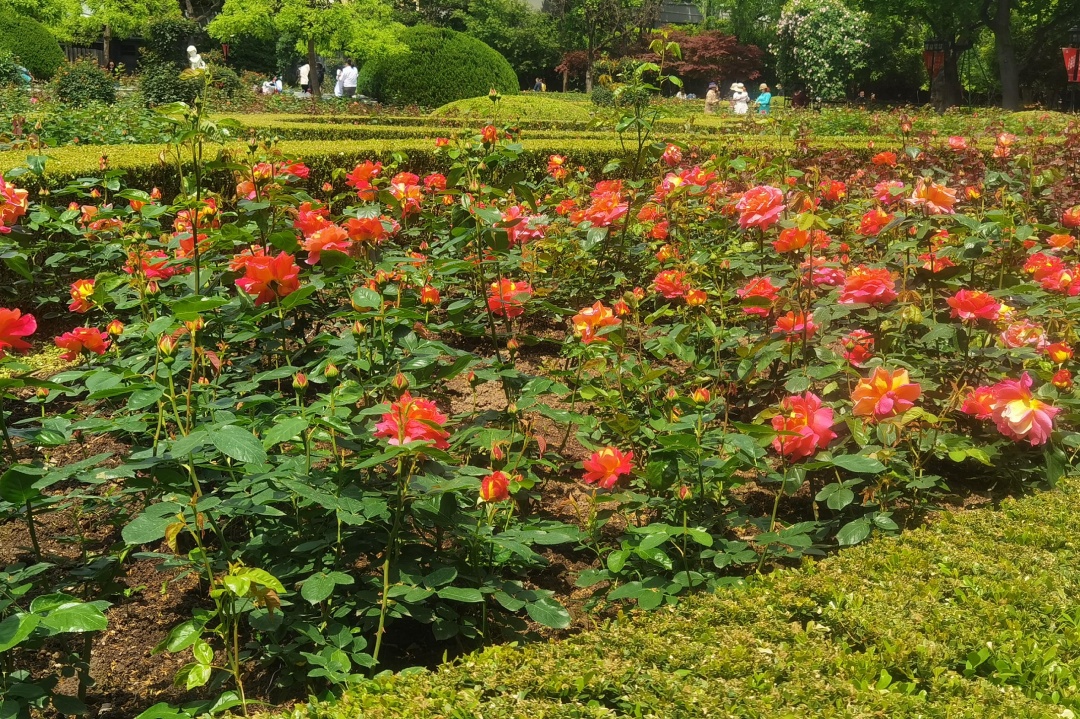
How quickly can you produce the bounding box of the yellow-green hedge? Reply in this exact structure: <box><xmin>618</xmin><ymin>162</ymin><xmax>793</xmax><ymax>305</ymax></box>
<box><xmin>0</xmin><ymin>134</ymin><xmax>993</xmax><ymax>198</ymax></box>
<box><xmin>259</xmin><ymin>480</ymin><xmax>1080</xmax><ymax>718</ymax></box>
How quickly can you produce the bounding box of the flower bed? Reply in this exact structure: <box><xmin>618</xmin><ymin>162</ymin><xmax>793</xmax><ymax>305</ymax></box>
<box><xmin>0</xmin><ymin>115</ymin><xmax>1079</xmax><ymax>717</ymax></box>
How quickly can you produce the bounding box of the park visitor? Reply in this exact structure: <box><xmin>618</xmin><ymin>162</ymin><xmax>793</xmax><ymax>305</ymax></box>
<box><xmin>342</xmin><ymin>59</ymin><xmax>358</xmax><ymax>98</ymax></box>
<box><xmin>704</xmin><ymin>82</ymin><xmax>720</xmax><ymax>114</ymax></box>
<box><xmin>298</xmin><ymin>62</ymin><xmax>310</xmax><ymax>93</ymax></box>
<box><xmin>334</xmin><ymin>67</ymin><xmax>343</xmax><ymax>97</ymax></box>
<box><xmin>731</xmin><ymin>83</ymin><xmax>749</xmax><ymax>115</ymax></box>
<box><xmin>755</xmin><ymin>83</ymin><xmax>772</xmax><ymax>114</ymax></box>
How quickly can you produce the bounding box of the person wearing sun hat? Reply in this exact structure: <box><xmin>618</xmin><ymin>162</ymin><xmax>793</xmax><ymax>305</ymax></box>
<box><xmin>704</xmin><ymin>82</ymin><xmax>720</xmax><ymax>114</ymax></box>
<box><xmin>755</xmin><ymin>83</ymin><xmax>772</xmax><ymax>114</ymax></box>
<box><xmin>732</xmin><ymin>82</ymin><xmax>750</xmax><ymax>115</ymax></box>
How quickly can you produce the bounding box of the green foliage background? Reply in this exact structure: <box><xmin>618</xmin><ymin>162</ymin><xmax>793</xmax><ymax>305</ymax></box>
<box><xmin>0</xmin><ymin>8</ymin><xmax>64</xmax><ymax>80</ymax></box>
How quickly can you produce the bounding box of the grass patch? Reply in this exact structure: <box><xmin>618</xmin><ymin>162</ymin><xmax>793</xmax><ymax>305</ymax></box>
<box><xmin>261</xmin><ymin>479</ymin><xmax>1080</xmax><ymax>718</ymax></box>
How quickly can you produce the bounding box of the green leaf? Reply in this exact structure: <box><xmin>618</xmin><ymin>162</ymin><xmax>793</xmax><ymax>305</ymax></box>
<box><xmin>301</xmin><ymin>573</ymin><xmax>336</xmax><ymax>604</ymax></box>
<box><xmin>0</xmin><ymin>613</ymin><xmax>40</xmax><ymax>652</ymax></box>
<box><xmin>232</xmin><ymin>568</ymin><xmax>285</xmax><ymax>593</ymax></box>
<box><xmin>177</xmin><ymin>661</ymin><xmax>212</xmax><ymax>690</ymax></box>
<box><xmin>836</xmin><ymin>519</ymin><xmax>872</xmax><ymax>546</ymax></box>
<box><xmin>134</xmin><ymin>703</ymin><xmax>190</xmax><ymax>719</ymax></box>
<box><xmin>128</xmin><ymin>388</ymin><xmax>164</xmax><ymax>411</ymax></box>
<box><xmin>436</xmin><ymin>587</ymin><xmax>484</xmax><ymax>603</ymax></box>
<box><xmin>212</xmin><ymin>425</ymin><xmax>267</xmax><ymax>464</ymax></box>
<box><xmin>350</xmin><ymin>287</ymin><xmax>383</xmax><ymax>309</ymax></box>
<box><xmin>158</xmin><ymin>619</ymin><xmax>204</xmax><ymax>653</ymax></box>
<box><xmin>525</xmin><ymin>598</ymin><xmax>571</xmax><ymax>629</ymax></box>
<box><xmin>831</xmin><ymin>455</ymin><xmax>886</xmax><ymax>474</ymax></box>
<box><xmin>423</xmin><ymin>566</ymin><xmax>458</xmax><ymax>588</ymax></box>
<box><xmin>0</xmin><ymin>465</ymin><xmax>42</xmax><ymax>505</ymax></box>
<box><xmin>263</xmin><ymin>417</ymin><xmax>309</xmax><ymax>448</ymax></box>
<box><xmin>170</xmin><ymin>295</ymin><xmax>229</xmax><ymax>321</ymax></box>
<box><xmin>606</xmin><ymin>549</ymin><xmax>629</xmax><ymax>573</ymax></box>
<box><xmin>192</xmin><ymin>639</ymin><xmax>213</xmax><ymax>665</ymax></box>
<box><xmin>122</xmin><ymin>513</ymin><xmax>175</xmax><ymax>546</ymax></box>
<box><xmin>41</xmin><ymin>602</ymin><xmax>108</xmax><ymax>633</ymax></box>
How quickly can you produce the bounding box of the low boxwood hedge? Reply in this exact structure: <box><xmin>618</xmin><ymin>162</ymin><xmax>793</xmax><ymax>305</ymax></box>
<box><xmin>0</xmin><ymin>135</ymin><xmax>991</xmax><ymax>199</ymax></box>
<box><xmin>257</xmin><ymin>480</ymin><xmax>1080</xmax><ymax>718</ymax></box>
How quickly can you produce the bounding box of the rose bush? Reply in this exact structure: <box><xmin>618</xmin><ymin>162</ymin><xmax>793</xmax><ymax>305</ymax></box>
<box><xmin>1</xmin><ymin>110</ymin><xmax>1079</xmax><ymax>716</ymax></box>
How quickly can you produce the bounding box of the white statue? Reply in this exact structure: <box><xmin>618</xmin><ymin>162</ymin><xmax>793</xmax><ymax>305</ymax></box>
<box><xmin>186</xmin><ymin>45</ymin><xmax>206</xmax><ymax>71</ymax></box>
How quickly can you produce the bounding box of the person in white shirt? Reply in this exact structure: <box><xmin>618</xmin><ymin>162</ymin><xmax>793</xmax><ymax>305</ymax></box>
<box><xmin>298</xmin><ymin>63</ymin><xmax>310</xmax><ymax>94</ymax></box>
<box><xmin>341</xmin><ymin>59</ymin><xmax>358</xmax><ymax>98</ymax></box>
<box><xmin>334</xmin><ymin>68</ymin><xmax>344</xmax><ymax>97</ymax></box>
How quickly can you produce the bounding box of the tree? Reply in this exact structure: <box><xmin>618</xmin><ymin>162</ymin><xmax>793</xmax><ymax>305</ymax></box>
<box><xmin>454</xmin><ymin>0</ymin><xmax>560</xmax><ymax>88</ymax></box>
<box><xmin>3</xmin><ymin>0</ymin><xmax>182</xmax><ymax>63</ymax></box>
<box><xmin>546</xmin><ymin>0</ymin><xmax>662</xmax><ymax>92</ymax></box>
<box><xmin>858</xmin><ymin>0</ymin><xmax>985</xmax><ymax>109</ymax></box>
<box><xmin>208</xmin><ymin>0</ymin><xmax>401</xmax><ymax>98</ymax></box>
<box><xmin>642</xmin><ymin>28</ymin><xmax>763</xmax><ymax>95</ymax></box>
<box><xmin>774</xmin><ymin>0</ymin><xmax>870</xmax><ymax>100</ymax></box>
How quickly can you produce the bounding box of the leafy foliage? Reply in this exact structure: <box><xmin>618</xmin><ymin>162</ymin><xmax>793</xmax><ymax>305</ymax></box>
<box><xmin>0</xmin><ymin>49</ymin><xmax>22</xmax><ymax>88</ymax></box>
<box><xmin>260</xmin><ymin>478</ymin><xmax>1080</xmax><ymax>718</ymax></box>
<box><xmin>649</xmin><ymin>28</ymin><xmax>764</xmax><ymax>95</ymax></box>
<box><xmin>453</xmin><ymin>0</ymin><xmax>561</xmax><ymax>88</ymax></box>
<box><xmin>0</xmin><ymin>8</ymin><xmax>64</xmax><ymax>80</ymax></box>
<box><xmin>51</xmin><ymin>58</ymin><xmax>116</xmax><ymax>106</ymax></box>
<box><xmin>359</xmin><ymin>25</ymin><xmax>519</xmax><ymax>107</ymax></box>
<box><xmin>774</xmin><ymin>0</ymin><xmax>870</xmax><ymax>100</ymax></box>
<box><xmin>2</xmin><ymin>100</ymin><xmax>1080</xmax><ymax>719</ymax></box>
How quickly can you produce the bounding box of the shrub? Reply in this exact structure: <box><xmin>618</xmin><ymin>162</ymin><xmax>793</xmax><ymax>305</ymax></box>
<box><xmin>359</xmin><ymin>25</ymin><xmax>518</xmax><ymax>108</ymax></box>
<box><xmin>0</xmin><ymin>10</ymin><xmax>65</xmax><ymax>80</ymax></box>
<box><xmin>144</xmin><ymin>17</ymin><xmax>204</xmax><ymax>67</ymax></box>
<box><xmin>138</xmin><ymin>58</ymin><xmax>201</xmax><ymax>105</ymax></box>
<box><xmin>0</xmin><ymin>49</ymin><xmax>21</xmax><ymax>87</ymax></box>
<box><xmin>207</xmin><ymin>63</ymin><xmax>241</xmax><ymax>97</ymax></box>
<box><xmin>591</xmin><ymin>84</ymin><xmax>614</xmax><ymax>107</ymax></box>
<box><xmin>51</xmin><ymin>58</ymin><xmax>116</xmax><ymax>106</ymax></box>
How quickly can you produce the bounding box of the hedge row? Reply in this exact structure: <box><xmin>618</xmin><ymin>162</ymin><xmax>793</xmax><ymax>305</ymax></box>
<box><xmin>259</xmin><ymin>480</ymin><xmax>1080</xmax><ymax>719</ymax></box>
<box><xmin>0</xmin><ymin>136</ymin><xmax>890</xmax><ymax>191</ymax></box>
<box><xmin>223</xmin><ymin>113</ymin><xmax>751</xmax><ymax>134</ymax></box>
<box><xmin>0</xmin><ymin>134</ymin><xmax>993</xmax><ymax>200</ymax></box>
<box><xmin>228</xmin><ymin>119</ymin><xmax>812</xmax><ymax>144</ymax></box>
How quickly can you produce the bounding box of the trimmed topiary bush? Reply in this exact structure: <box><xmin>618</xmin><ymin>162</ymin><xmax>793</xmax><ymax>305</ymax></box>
<box><xmin>0</xmin><ymin>10</ymin><xmax>65</xmax><ymax>80</ymax></box>
<box><xmin>359</xmin><ymin>25</ymin><xmax>518</xmax><ymax>108</ymax></box>
<box><xmin>51</xmin><ymin>58</ymin><xmax>116</xmax><ymax>106</ymax></box>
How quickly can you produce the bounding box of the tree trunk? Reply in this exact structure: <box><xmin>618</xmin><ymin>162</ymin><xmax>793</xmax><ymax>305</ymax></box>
<box><xmin>307</xmin><ymin>37</ymin><xmax>320</xmax><ymax>100</ymax></box>
<box><xmin>585</xmin><ymin>66</ymin><xmax>592</xmax><ymax>94</ymax></box>
<box><xmin>934</xmin><ymin>49</ymin><xmax>964</xmax><ymax>112</ymax></box>
<box><xmin>562</xmin><ymin>68</ymin><xmax>568</xmax><ymax>93</ymax></box>
<box><xmin>103</xmin><ymin>24</ymin><xmax>111</xmax><ymax>66</ymax></box>
<box><xmin>988</xmin><ymin>0</ymin><xmax>1020</xmax><ymax>110</ymax></box>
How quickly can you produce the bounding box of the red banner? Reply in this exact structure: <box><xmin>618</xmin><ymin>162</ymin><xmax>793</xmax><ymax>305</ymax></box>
<box><xmin>923</xmin><ymin>51</ymin><xmax>945</xmax><ymax>78</ymax></box>
<box><xmin>1065</xmin><ymin>47</ymin><xmax>1080</xmax><ymax>83</ymax></box>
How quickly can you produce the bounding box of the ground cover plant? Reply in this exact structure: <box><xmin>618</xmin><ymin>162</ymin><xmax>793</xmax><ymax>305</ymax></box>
<box><xmin>1</xmin><ymin>98</ymin><xmax>1080</xmax><ymax>718</ymax></box>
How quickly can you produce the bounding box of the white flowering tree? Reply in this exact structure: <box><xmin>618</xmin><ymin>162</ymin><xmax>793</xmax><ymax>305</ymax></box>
<box><xmin>773</xmin><ymin>0</ymin><xmax>870</xmax><ymax>101</ymax></box>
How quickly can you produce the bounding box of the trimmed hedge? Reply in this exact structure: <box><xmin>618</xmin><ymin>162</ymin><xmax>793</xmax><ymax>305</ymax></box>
<box><xmin>0</xmin><ymin>134</ymin><xmax>989</xmax><ymax>200</ymax></box>
<box><xmin>432</xmin><ymin>93</ymin><xmax>596</xmax><ymax>123</ymax></box>
<box><xmin>0</xmin><ymin>10</ymin><xmax>64</xmax><ymax>81</ymax></box>
<box><xmin>358</xmin><ymin>26</ymin><xmax>518</xmax><ymax>108</ymax></box>
<box><xmin>257</xmin><ymin>480</ymin><xmax>1080</xmax><ymax>718</ymax></box>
